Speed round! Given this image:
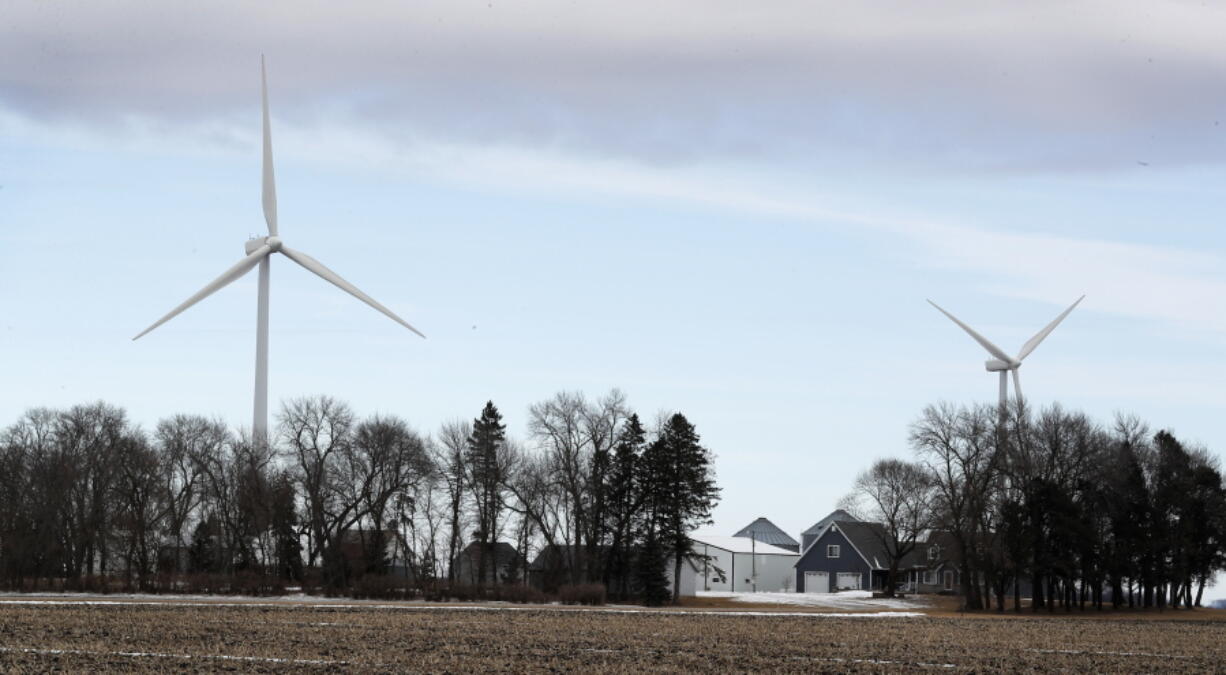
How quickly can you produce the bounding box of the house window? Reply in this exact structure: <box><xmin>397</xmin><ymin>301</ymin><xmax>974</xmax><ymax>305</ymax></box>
<box><xmin>928</xmin><ymin>545</ymin><xmax>939</xmax><ymax>561</ymax></box>
<box><xmin>923</xmin><ymin>570</ymin><xmax>936</xmax><ymax>585</ymax></box>
<box><xmin>826</xmin><ymin>545</ymin><xmax>840</xmax><ymax>558</ymax></box>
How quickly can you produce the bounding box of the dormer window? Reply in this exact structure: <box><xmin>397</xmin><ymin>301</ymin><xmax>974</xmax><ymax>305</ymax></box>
<box><xmin>827</xmin><ymin>544</ymin><xmax>840</xmax><ymax>558</ymax></box>
<box><xmin>928</xmin><ymin>545</ymin><xmax>940</xmax><ymax>561</ymax></box>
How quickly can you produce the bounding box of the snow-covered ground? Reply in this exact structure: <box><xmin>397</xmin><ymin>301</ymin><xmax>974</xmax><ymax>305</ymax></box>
<box><xmin>698</xmin><ymin>590</ymin><xmax>929</xmax><ymax>611</ymax></box>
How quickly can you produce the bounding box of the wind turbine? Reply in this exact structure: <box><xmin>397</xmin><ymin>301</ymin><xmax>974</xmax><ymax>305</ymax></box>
<box><xmin>134</xmin><ymin>57</ymin><xmax>425</xmax><ymax>443</ymax></box>
<box><xmin>927</xmin><ymin>296</ymin><xmax>1084</xmax><ymax>409</ymax></box>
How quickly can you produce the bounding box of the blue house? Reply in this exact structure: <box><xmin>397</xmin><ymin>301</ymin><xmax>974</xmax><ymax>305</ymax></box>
<box><xmin>794</xmin><ymin>520</ymin><xmax>960</xmax><ymax>593</ymax></box>
<box><xmin>795</xmin><ymin>520</ymin><xmax>882</xmax><ymax>592</ymax></box>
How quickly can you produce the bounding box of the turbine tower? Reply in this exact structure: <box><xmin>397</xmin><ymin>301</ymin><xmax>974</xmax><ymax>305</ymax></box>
<box><xmin>927</xmin><ymin>296</ymin><xmax>1084</xmax><ymax>409</ymax></box>
<box><xmin>134</xmin><ymin>57</ymin><xmax>425</xmax><ymax>443</ymax></box>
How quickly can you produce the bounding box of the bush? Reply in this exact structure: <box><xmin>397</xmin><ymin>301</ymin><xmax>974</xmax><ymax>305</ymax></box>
<box><xmin>493</xmin><ymin>584</ymin><xmax>548</xmax><ymax>604</ymax></box>
<box><xmin>558</xmin><ymin>583</ymin><xmax>606</xmax><ymax>606</ymax></box>
<box><xmin>350</xmin><ymin>574</ymin><xmax>412</xmax><ymax>600</ymax></box>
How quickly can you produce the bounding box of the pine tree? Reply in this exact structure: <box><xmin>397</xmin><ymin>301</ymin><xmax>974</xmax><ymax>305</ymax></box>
<box><xmin>270</xmin><ymin>475</ymin><xmax>303</xmax><ymax>581</ymax></box>
<box><xmin>635</xmin><ymin>531</ymin><xmax>671</xmax><ymax>607</ymax></box>
<box><xmin>188</xmin><ymin>518</ymin><xmax>216</xmax><ymax>574</ymax></box>
<box><xmin>466</xmin><ymin>401</ymin><xmax>507</xmax><ymax>587</ymax></box>
<box><xmin>605</xmin><ymin>414</ymin><xmax>646</xmax><ymax>599</ymax></box>
<box><xmin>640</xmin><ymin>413</ymin><xmax>720</xmax><ymax>603</ymax></box>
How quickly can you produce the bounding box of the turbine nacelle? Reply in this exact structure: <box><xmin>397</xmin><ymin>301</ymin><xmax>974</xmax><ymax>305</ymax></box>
<box><xmin>245</xmin><ymin>235</ymin><xmax>283</xmax><ymax>255</ymax></box>
<box><xmin>984</xmin><ymin>359</ymin><xmax>1014</xmax><ymax>372</ymax></box>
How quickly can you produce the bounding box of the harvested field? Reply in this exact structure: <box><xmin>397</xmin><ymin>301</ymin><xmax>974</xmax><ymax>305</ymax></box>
<box><xmin>0</xmin><ymin>599</ymin><xmax>1223</xmax><ymax>672</ymax></box>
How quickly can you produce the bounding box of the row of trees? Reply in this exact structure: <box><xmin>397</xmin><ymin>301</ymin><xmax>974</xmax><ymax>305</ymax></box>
<box><xmin>845</xmin><ymin>401</ymin><xmax>1226</xmax><ymax>610</ymax></box>
<box><xmin>0</xmin><ymin>390</ymin><xmax>719</xmax><ymax>604</ymax></box>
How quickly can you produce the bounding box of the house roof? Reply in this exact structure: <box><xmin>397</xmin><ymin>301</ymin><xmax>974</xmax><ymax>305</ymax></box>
<box><xmin>690</xmin><ymin>534</ymin><xmax>799</xmax><ymax>556</ymax></box>
<box><xmin>816</xmin><ymin>521</ymin><xmax>938</xmax><ymax>570</ymax></box>
<box><xmin>528</xmin><ymin>544</ymin><xmax>608</xmax><ymax>571</ymax></box>
<box><xmin>826</xmin><ymin>521</ymin><xmax>889</xmax><ymax>569</ymax></box>
<box><xmin>454</xmin><ymin>541</ymin><xmax>521</xmax><ymax>565</ymax></box>
<box><xmin>801</xmin><ymin>509</ymin><xmax>855</xmax><ymax>536</ymax></box>
<box><xmin>732</xmin><ymin>517</ymin><xmax>799</xmax><ymax>549</ymax></box>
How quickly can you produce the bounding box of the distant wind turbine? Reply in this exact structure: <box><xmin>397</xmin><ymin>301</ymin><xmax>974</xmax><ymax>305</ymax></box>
<box><xmin>927</xmin><ymin>296</ymin><xmax>1084</xmax><ymax>409</ymax></box>
<box><xmin>134</xmin><ymin>56</ymin><xmax>425</xmax><ymax>442</ymax></box>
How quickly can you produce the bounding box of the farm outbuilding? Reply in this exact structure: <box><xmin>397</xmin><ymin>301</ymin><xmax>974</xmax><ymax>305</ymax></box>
<box><xmin>691</xmin><ymin>534</ymin><xmax>800</xmax><ymax>592</ymax></box>
<box><xmin>733</xmin><ymin>517</ymin><xmax>800</xmax><ymax>553</ymax></box>
<box><xmin>527</xmin><ymin>544</ymin><xmax>699</xmax><ymax>597</ymax></box>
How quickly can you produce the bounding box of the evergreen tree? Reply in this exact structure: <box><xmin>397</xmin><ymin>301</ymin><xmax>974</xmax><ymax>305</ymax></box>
<box><xmin>640</xmin><ymin>413</ymin><xmax>720</xmax><ymax>603</ymax></box>
<box><xmin>270</xmin><ymin>474</ymin><xmax>303</xmax><ymax>581</ymax></box>
<box><xmin>604</xmin><ymin>414</ymin><xmax>646</xmax><ymax>599</ymax></box>
<box><xmin>364</xmin><ymin>529</ymin><xmax>390</xmax><ymax>577</ymax></box>
<box><xmin>466</xmin><ymin>402</ymin><xmax>507</xmax><ymax>586</ymax></box>
<box><xmin>188</xmin><ymin>517</ymin><xmax>216</xmax><ymax>574</ymax></box>
<box><xmin>635</xmin><ymin>531</ymin><xmax>671</xmax><ymax>607</ymax></box>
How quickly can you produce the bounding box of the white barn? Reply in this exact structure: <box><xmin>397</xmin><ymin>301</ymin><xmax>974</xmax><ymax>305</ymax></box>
<box><xmin>691</xmin><ymin>534</ymin><xmax>800</xmax><ymax>592</ymax></box>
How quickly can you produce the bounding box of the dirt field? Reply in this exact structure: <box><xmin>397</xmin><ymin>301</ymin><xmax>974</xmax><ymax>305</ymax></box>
<box><xmin>0</xmin><ymin>598</ymin><xmax>1223</xmax><ymax>672</ymax></box>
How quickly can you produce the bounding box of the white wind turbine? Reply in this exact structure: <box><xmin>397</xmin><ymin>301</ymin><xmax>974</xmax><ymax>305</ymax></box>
<box><xmin>927</xmin><ymin>296</ymin><xmax>1084</xmax><ymax>409</ymax></box>
<box><xmin>134</xmin><ymin>57</ymin><xmax>425</xmax><ymax>442</ymax></box>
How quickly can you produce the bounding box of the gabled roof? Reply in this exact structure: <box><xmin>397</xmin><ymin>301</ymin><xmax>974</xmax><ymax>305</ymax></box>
<box><xmin>802</xmin><ymin>509</ymin><xmax>855</xmax><ymax>536</ymax></box>
<box><xmin>454</xmin><ymin>541</ymin><xmax>521</xmax><ymax>566</ymax></box>
<box><xmin>810</xmin><ymin>521</ymin><xmax>938</xmax><ymax>571</ymax></box>
<box><xmin>528</xmin><ymin>544</ymin><xmax>609</xmax><ymax>571</ymax></box>
<box><xmin>691</xmin><ymin>534</ymin><xmax>799</xmax><ymax>556</ymax></box>
<box><xmin>733</xmin><ymin>517</ymin><xmax>799</xmax><ymax>549</ymax></box>
<box><xmin>833</xmin><ymin>521</ymin><xmax>892</xmax><ymax>569</ymax></box>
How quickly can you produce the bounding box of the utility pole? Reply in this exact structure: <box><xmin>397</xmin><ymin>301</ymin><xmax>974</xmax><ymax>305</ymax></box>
<box><xmin>751</xmin><ymin>531</ymin><xmax>757</xmax><ymax>593</ymax></box>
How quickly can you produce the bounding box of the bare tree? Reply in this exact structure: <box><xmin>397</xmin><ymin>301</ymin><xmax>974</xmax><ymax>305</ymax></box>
<box><xmin>527</xmin><ymin>389</ymin><xmax>629</xmax><ymax>584</ymax></box>
<box><xmin>113</xmin><ymin>432</ymin><xmax>164</xmax><ymax>588</ymax></box>
<box><xmin>843</xmin><ymin>458</ymin><xmax>935</xmax><ymax>598</ymax></box>
<box><xmin>155</xmin><ymin>415</ymin><xmax>225</xmax><ymax>571</ymax></box>
<box><xmin>347</xmin><ymin>415</ymin><xmax>432</xmax><ymax>575</ymax></box>
<box><xmin>910</xmin><ymin>402</ymin><xmax>999</xmax><ymax>609</ymax></box>
<box><xmin>434</xmin><ymin>420</ymin><xmax>471</xmax><ymax>583</ymax></box>
<box><xmin>279</xmin><ymin>395</ymin><xmax>357</xmax><ymax>585</ymax></box>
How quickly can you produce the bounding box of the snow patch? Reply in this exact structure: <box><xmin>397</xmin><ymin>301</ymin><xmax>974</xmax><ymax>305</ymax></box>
<box><xmin>699</xmin><ymin>590</ymin><xmax>929</xmax><ymax>611</ymax></box>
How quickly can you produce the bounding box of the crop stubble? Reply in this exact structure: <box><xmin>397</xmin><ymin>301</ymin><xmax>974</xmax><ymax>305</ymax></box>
<box><xmin>0</xmin><ymin>603</ymin><xmax>1222</xmax><ymax>672</ymax></box>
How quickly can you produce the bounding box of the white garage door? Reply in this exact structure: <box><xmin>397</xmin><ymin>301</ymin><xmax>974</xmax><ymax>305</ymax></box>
<box><xmin>836</xmin><ymin>572</ymin><xmax>862</xmax><ymax>590</ymax></box>
<box><xmin>804</xmin><ymin>571</ymin><xmax>829</xmax><ymax>593</ymax></box>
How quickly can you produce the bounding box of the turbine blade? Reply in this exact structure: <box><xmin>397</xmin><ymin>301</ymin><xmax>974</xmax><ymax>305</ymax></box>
<box><xmin>133</xmin><ymin>245</ymin><xmax>272</xmax><ymax>340</ymax></box>
<box><xmin>1016</xmin><ymin>295</ymin><xmax>1084</xmax><ymax>361</ymax></box>
<box><xmin>927</xmin><ymin>300</ymin><xmax>1014</xmax><ymax>364</ymax></box>
<box><xmin>1012</xmin><ymin>369</ymin><xmax>1022</xmax><ymax>402</ymax></box>
<box><xmin>280</xmin><ymin>246</ymin><xmax>426</xmax><ymax>338</ymax></box>
<box><xmin>261</xmin><ymin>55</ymin><xmax>278</xmax><ymax>236</ymax></box>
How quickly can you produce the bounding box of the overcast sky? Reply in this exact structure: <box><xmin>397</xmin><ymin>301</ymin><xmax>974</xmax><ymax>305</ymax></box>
<box><xmin>3</xmin><ymin>0</ymin><xmax>1225</xmax><ymax>596</ymax></box>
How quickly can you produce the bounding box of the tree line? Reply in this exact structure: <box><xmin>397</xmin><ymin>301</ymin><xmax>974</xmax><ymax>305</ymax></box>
<box><xmin>845</xmin><ymin>401</ymin><xmax>1226</xmax><ymax>610</ymax></box>
<box><xmin>0</xmin><ymin>389</ymin><xmax>718</xmax><ymax>605</ymax></box>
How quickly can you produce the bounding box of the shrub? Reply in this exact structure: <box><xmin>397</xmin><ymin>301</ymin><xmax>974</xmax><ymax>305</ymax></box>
<box><xmin>494</xmin><ymin>584</ymin><xmax>548</xmax><ymax>604</ymax></box>
<box><xmin>558</xmin><ymin>583</ymin><xmax>606</xmax><ymax>606</ymax></box>
<box><xmin>351</xmin><ymin>574</ymin><xmax>411</xmax><ymax>600</ymax></box>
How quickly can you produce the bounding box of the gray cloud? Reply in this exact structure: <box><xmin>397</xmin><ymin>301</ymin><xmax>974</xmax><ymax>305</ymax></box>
<box><xmin>5</xmin><ymin>0</ymin><xmax>1226</xmax><ymax>171</ymax></box>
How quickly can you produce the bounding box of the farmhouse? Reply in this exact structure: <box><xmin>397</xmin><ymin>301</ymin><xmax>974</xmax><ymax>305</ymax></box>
<box><xmin>692</xmin><ymin>534</ymin><xmax>800</xmax><ymax>592</ymax></box>
<box><xmin>794</xmin><ymin>519</ymin><xmax>960</xmax><ymax>593</ymax></box>
<box><xmin>338</xmin><ymin>528</ymin><xmax>415</xmax><ymax>579</ymax></box>
<box><xmin>452</xmin><ymin>542</ymin><xmax>526</xmax><ymax>586</ymax></box>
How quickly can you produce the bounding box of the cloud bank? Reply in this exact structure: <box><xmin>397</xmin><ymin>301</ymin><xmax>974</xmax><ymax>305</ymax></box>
<box><xmin>5</xmin><ymin>0</ymin><xmax>1226</xmax><ymax>170</ymax></box>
